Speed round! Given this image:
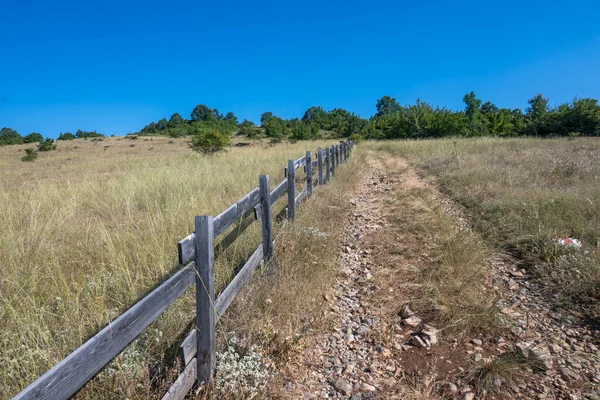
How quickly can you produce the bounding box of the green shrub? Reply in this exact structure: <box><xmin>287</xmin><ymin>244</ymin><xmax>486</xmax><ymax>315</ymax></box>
<box><xmin>37</xmin><ymin>138</ymin><xmax>57</xmax><ymax>151</ymax></box>
<box><xmin>190</xmin><ymin>129</ymin><xmax>231</xmax><ymax>154</ymax></box>
<box><xmin>21</xmin><ymin>148</ymin><xmax>38</xmax><ymax>162</ymax></box>
<box><xmin>349</xmin><ymin>133</ymin><xmax>364</xmax><ymax>143</ymax></box>
<box><xmin>57</xmin><ymin>132</ymin><xmax>76</xmax><ymax>140</ymax></box>
<box><xmin>23</xmin><ymin>133</ymin><xmax>43</xmax><ymax>143</ymax></box>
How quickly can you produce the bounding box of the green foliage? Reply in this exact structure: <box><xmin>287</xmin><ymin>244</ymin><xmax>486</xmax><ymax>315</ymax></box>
<box><xmin>21</xmin><ymin>148</ymin><xmax>38</xmax><ymax>162</ymax></box>
<box><xmin>57</xmin><ymin>132</ymin><xmax>76</xmax><ymax>140</ymax></box>
<box><xmin>37</xmin><ymin>138</ymin><xmax>57</xmax><ymax>151</ymax></box>
<box><xmin>376</xmin><ymin>95</ymin><xmax>401</xmax><ymax>117</ymax></box>
<box><xmin>76</xmin><ymin>129</ymin><xmax>104</xmax><ymax>139</ymax></box>
<box><xmin>0</xmin><ymin>127</ymin><xmax>23</xmax><ymax>146</ymax></box>
<box><xmin>23</xmin><ymin>132</ymin><xmax>43</xmax><ymax>143</ymax></box>
<box><xmin>238</xmin><ymin>119</ymin><xmax>258</xmax><ymax>138</ymax></box>
<box><xmin>190</xmin><ymin>129</ymin><xmax>231</xmax><ymax>154</ymax></box>
<box><xmin>191</xmin><ymin>104</ymin><xmax>218</xmax><ymax>122</ymax></box>
<box><xmin>349</xmin><ymin>133</ymin><xmax>364</xmax><ymax>142</ymax></box>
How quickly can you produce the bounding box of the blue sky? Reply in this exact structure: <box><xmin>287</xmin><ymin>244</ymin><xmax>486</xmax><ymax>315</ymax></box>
<box><xmin>1</xmin><ymin>0</ymin><xmax>599</xmax><ymax>137</ymax></box>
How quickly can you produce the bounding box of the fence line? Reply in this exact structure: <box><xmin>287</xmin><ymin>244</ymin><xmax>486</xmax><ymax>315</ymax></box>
<box><xmin>12</xmin><ymin>140</ymin><xmax>354</xmax><ymax>400</ymax></box>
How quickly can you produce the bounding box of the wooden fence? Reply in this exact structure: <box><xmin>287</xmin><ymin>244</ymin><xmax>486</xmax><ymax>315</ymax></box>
<box><xmin>13</xmin><ymin>140</ymin><xmax>354</xmax><ymax>400</ymax></box>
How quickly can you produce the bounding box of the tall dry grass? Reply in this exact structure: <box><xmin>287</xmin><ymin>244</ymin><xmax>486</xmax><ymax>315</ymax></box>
<box><xmin>372</xmin><ymin>137</ymin><xmax>600</xmax><ymax>308</ymax></box>
<box><xmin>0</xmin><ymin>137</ymin><xmax>358</xmax><ymax>398</ymax></box>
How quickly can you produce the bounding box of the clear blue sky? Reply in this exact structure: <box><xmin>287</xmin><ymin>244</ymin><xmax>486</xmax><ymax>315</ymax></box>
<box><xmin>1</xmin><ymin>0</ymin><xmax>599</xmax><ymax>137</ymax></box>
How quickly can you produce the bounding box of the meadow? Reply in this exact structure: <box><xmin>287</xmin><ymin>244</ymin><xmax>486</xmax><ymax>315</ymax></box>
<box><xmin>0</xmin><ymin>137</ymin><xmax>360</xmax><ymax>398</ymax></box>
<box><xmin>371</xmin><ymin>137</ymin><xmax>600</xmax><ymax>308</ymax></box>
<box><xmin>3</xmin><ymin>136</ymin><xmax>599</xmax><ymax>399</ymax></box>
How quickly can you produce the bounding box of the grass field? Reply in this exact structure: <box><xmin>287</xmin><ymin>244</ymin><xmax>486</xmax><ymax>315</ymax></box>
<box><xmin>0</xmin><ymin>137</ymin><xmax>361</xmax><ymax>398</ymax></box>
<box><xmin>369</xmin><ymin>137</ymin><xmax>600</xmax><ymax>309</ymax></box>
<box><xmin>3</xmin><ymin>136</ymin><xmax>599</xmax><ymax>398</ymax></box>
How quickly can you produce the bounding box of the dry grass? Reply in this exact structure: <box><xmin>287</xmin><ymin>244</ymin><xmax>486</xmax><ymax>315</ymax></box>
<box><xmin>0</xmin><ymin>137</ymin><xmax>358</xmax><ymax>399</ymax></box>
<box><xmin>363</xmin><ymin>147</ymin><xmax>501</xmax><ymax>340</ymax></box>
<box><xmin>372</xmin><ymin>137</ymin><xmax>600</xmax><ymax>309</ymax></box>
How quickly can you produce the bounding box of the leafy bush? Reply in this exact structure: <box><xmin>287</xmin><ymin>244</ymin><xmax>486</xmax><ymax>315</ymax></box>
<box><xmin>76</xmin><ymin>129</ymin><xmax>104</xmax><ymax>139</ymax></box>
<box><xmin>37</xmin><ymin>138</ymin><xmax>57</xmax><ymax>151</ymax></box>
<box><xmin>57</xmin><ymin>132</ymin><xmax>76</xmax><ymax>140</ymax></box>
<box><xmin>0</xmin><ymin>127</ymin><xmax>23</xmax><ymax>146</ymax></box>
<box><xmin>349</xmin><ymin>133</ymin><xmax>364</xmax><ymax>143</ymax></box>
<box><xmin>190</xmin><ymin>129</ymin><xmax>231</xmax><ymax>154</ymax></box>
<box><xmin>23</xmin><ymin>133</ymin><xmax>43</xmax><ymax>143</ymax></box>
<box><xmin>21</xmin><ymin>148</ymin><xmax>38</xmax><ymax>162</ymax></box>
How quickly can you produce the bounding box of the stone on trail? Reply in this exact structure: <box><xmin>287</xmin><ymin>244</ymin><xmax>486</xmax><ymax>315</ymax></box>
<box><xmin>334</xmin><ymin>378</ymin><xmax>353</xmax><ymax>395</ymax></box>
<box><xmin>402</xmin><ymin>316</ymin><xmax>422</xmax><ymax>327</ymax></box>
<box><xmin>400</xmin><ymin>304</ymin><xmax>415</xmax><ymax>318</ymax></box>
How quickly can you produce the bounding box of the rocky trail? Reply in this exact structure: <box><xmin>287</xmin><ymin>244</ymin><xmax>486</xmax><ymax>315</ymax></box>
<box><xmin>270</xmin><ymin>154</ymin><xmax>600</xmax><ymax>400</ymax></box>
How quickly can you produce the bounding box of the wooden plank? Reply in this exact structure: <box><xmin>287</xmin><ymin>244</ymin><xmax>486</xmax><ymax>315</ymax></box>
<box><xmin>180</xmin><ymin>244</ymin><xmax>264</xmax><ymax>365</ymax></box>
<box><xmin>331</xmin><ymin>146</ymin><xmax>336</xmax><ymax>177</ymax></box>
<box><xmin>287</xmin><ymin>159</ymin><xmax>296</xmax><ymax>221</ymax></box>
<box><xmin>195</xmin><ymin>216</ymin><xmax>215</xmax><ymax>387</ymax></box>
<box><xmin>306</xmin><ymin>151</ymin><xmax>313</xmax><ymax>196</ymax></box>
<box><xmin>214</xmin><ymin>187</ymin><xmax>260</xmax><ymax>236</ymax></box>
<box><xmin>295</xmin><ymin>187</ymin><xmax>308</xmax><ymax>207</ymax></box>
<box><xmin>317</xmin><ymin>148</ymin><xmax>323</xmax><ymax>185</ymax></box>
<box><xmin>294</xmin><ymin>155</ymin><xmax>306</xmax><ymax>169</ymax></box>
<box><xmin>311</xmin><ymin>159</ymin><xmax>318</xmax><ymax>168</ymax></box>
<box><xmin>270</xmin><ymin>177</ymin><xmax>287</xmax><ymax>204</ymax></box>
<box><xmin>161</xmin><ymin>358</ymin><xmax>197</xmax><ymax>400</ymax></box>
<box><xmin>259</xmin><ymin>175</ymin><xmax>274</xmax><ymax>261</ymax></box>
<box><xmin>13</xmin><ymin>264</ymin><xmax>196</xmax><ymax>400</ymax></box>
<box><xmin>179</xmin><ymin>329</ymin><xmax>196</xmax><ymax>368</ymax></box>
<box><xmin>214</xmin><ymin>243</ymin><xmax>264</xmax><ymax>318</ymax></box>
<box><xmin>178</xmin><ymin>187</ymin><xmax>261</xmax><ymax>265</ymax></box>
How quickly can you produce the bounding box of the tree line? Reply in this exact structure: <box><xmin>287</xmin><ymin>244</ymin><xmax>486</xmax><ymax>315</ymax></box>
<box><xmin>138</xmin><ymin>93</ymin><xmax>600</xmax><ymax>142</ymax></box>
<box><xmin>0</xmin><ymin>128</ymin><xmax>104</xmax><ymax>146</ymax></box>
<box><xmin>3</xmin><ymin>92</ymin><xmax>599</xmax><ymax>147</ymax></box>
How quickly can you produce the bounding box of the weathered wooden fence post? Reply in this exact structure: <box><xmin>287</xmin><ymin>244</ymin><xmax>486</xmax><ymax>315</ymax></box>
<box><xmin>325</xmin><ymin>146</ymin><xmax>330</xmax><ymax>182</ymax></box>
<box><xmin>194</xmin><ymin>216</ymin><xmax>215</xmax><ymax>388</ymax></box>
<box><xmin>317</xmin><ymin>148</ymin><xmax>323</xmax><ymax>185</ymax></box>
<box><xmin>330</xmin><ymin>146</ymin><xmax>335</xmax><ymax>177</ymax></box>
<box><xmin>336</xmin><ymin>145</ymin><xmax>340</xmax><ymax>166</ymax></box>
<box><xmin>258</xmin><ymin>175</ymin><xmax>273</xmax><ymax>261</ymax></box>
<box><xmin>344</xmin><ymin>142</ymin><xmax>348</xmax><ymax>161</ymax></box>
<box><xmin>306</xmin><ymin>151</ymin><xmax>313</xmax><ymax>195</ymax></box>
<box><xmin>287</xmin><ymin>159</ymin><xmax>296</xmax><ymax>220</ymax></box>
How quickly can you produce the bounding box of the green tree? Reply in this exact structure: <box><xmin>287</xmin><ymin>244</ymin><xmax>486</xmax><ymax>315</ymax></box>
<box><xmin>191</xmin><ymin>104</ymin><xmax>217</xmax><ymax>122</ymax></box>
<box><xmin>238</xmin><ymin>119</ymin><xmax>256</xmax><ymax>138</ymax></box>
<box><xmin>0</xmin><ymin>127</ymin><xmax>23</xmax><ymax>145</ymax></box>
<box><xmin>23</xmin><ymin>132</ymin><xmax>43</xmax><ymax>143</ymax></box>
<box><xmin>376</xmin><ymin>95</ymin><xmax>401</xmax><ymax>117</ymax></box>
<box><xmin>58</xmin><ymin>132</ymin><xmax>76</xmax><ymax>140</ymax></box>
<box><xmin>190</xmin><ymin>129</ymin><xmax>231</xmax><ymax>154</ymax></box>
<box><xmin>37</xmin><ymin>138</ymin><xmax>57</xmax><ymax>151</ymax></box>
<box><xmin>302</xmin><ymin>106</ymin><xmax>329</xmax><ymax>127</ymax></box>
<box><xmin>167</xmin><ymin>113</ymin><xmax>186</xmax><ymax>128</ymax></box>
<box><xmin>157</xmin><ymin>118</ymin><xmax>169</xmax><ymax>130</ymax></box>
<box><xmin>463</xmin><ymin>92</ymin><xmax>487</xmax><ymax>136</ymax></box>
<box><xmin>260</xmin><ymin>112</ymin><xmax>274</xmax><ymax>126</ymax></box>
<box><xmin>525</xmin><ymin>94</ymin><xmax>549</xmax><ymax>135</ymax></box>
<box><xmin>224</xmin><ymin>112</ymin><xmax>238</xmax><ymax>124</ymax></box>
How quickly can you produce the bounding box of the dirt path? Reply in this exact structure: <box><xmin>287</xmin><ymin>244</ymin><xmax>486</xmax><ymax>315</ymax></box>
<box><xmin>269</xmin><ymin>152</ymin><xmax>600</xmax><ymax>400</ymax></box>
<box><xmin>269</xmin><ymin>155</ymin><xmax>410</xmax><ymax>399</ymax></box>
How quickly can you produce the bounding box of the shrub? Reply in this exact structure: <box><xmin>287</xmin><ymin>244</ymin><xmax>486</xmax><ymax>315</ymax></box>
<box><xmin>37</xmin><ymin>138</ymin><xmax>57</xmax><ymax>151</ymax></box>
<box><xmin>57</xmin><ymin>132</ymin><xmax>76</xmax><ymax>140</ymax></box>
<box><xmin>349</xmin><ymin>133</ymin><xmax>364</xmax><ymax>143</ymax></box>
<box><xmin>21</xmin><ymin>148</ymin><xmax>38</xmax><ymax>162</ymax></box>
<box><xmin>23</xmin><ymin>133</ymin><xmax>43</xmax><ymax>144</ymax></box>
<box><xmin>190</xmin><ymin>129</ymin><xmax>231</xmax><ymax>154</ymax></box>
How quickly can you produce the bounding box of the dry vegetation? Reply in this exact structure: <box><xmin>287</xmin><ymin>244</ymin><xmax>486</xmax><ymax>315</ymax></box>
<box><xmin>371</xmin><ymin>137</ymin><xmax>600</xmax><ymax>311</ymax></box>
<box><xmin>0</xmin><ymin>137</ymin><xmax>360</xmax><ymax>399</ymax></box>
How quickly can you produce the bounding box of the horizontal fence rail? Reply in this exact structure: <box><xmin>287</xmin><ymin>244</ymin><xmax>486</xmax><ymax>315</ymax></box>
<box><xmin>13</xmin><ymin>140</ymin><xmax>354</xmax><ymax>400</ymax></box>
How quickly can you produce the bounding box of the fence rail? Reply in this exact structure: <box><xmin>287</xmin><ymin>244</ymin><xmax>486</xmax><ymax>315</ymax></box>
<box><xmin>13</xmin><ymin>140</ymin><xmax>354</xmax><ymax>400</ymax></box>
